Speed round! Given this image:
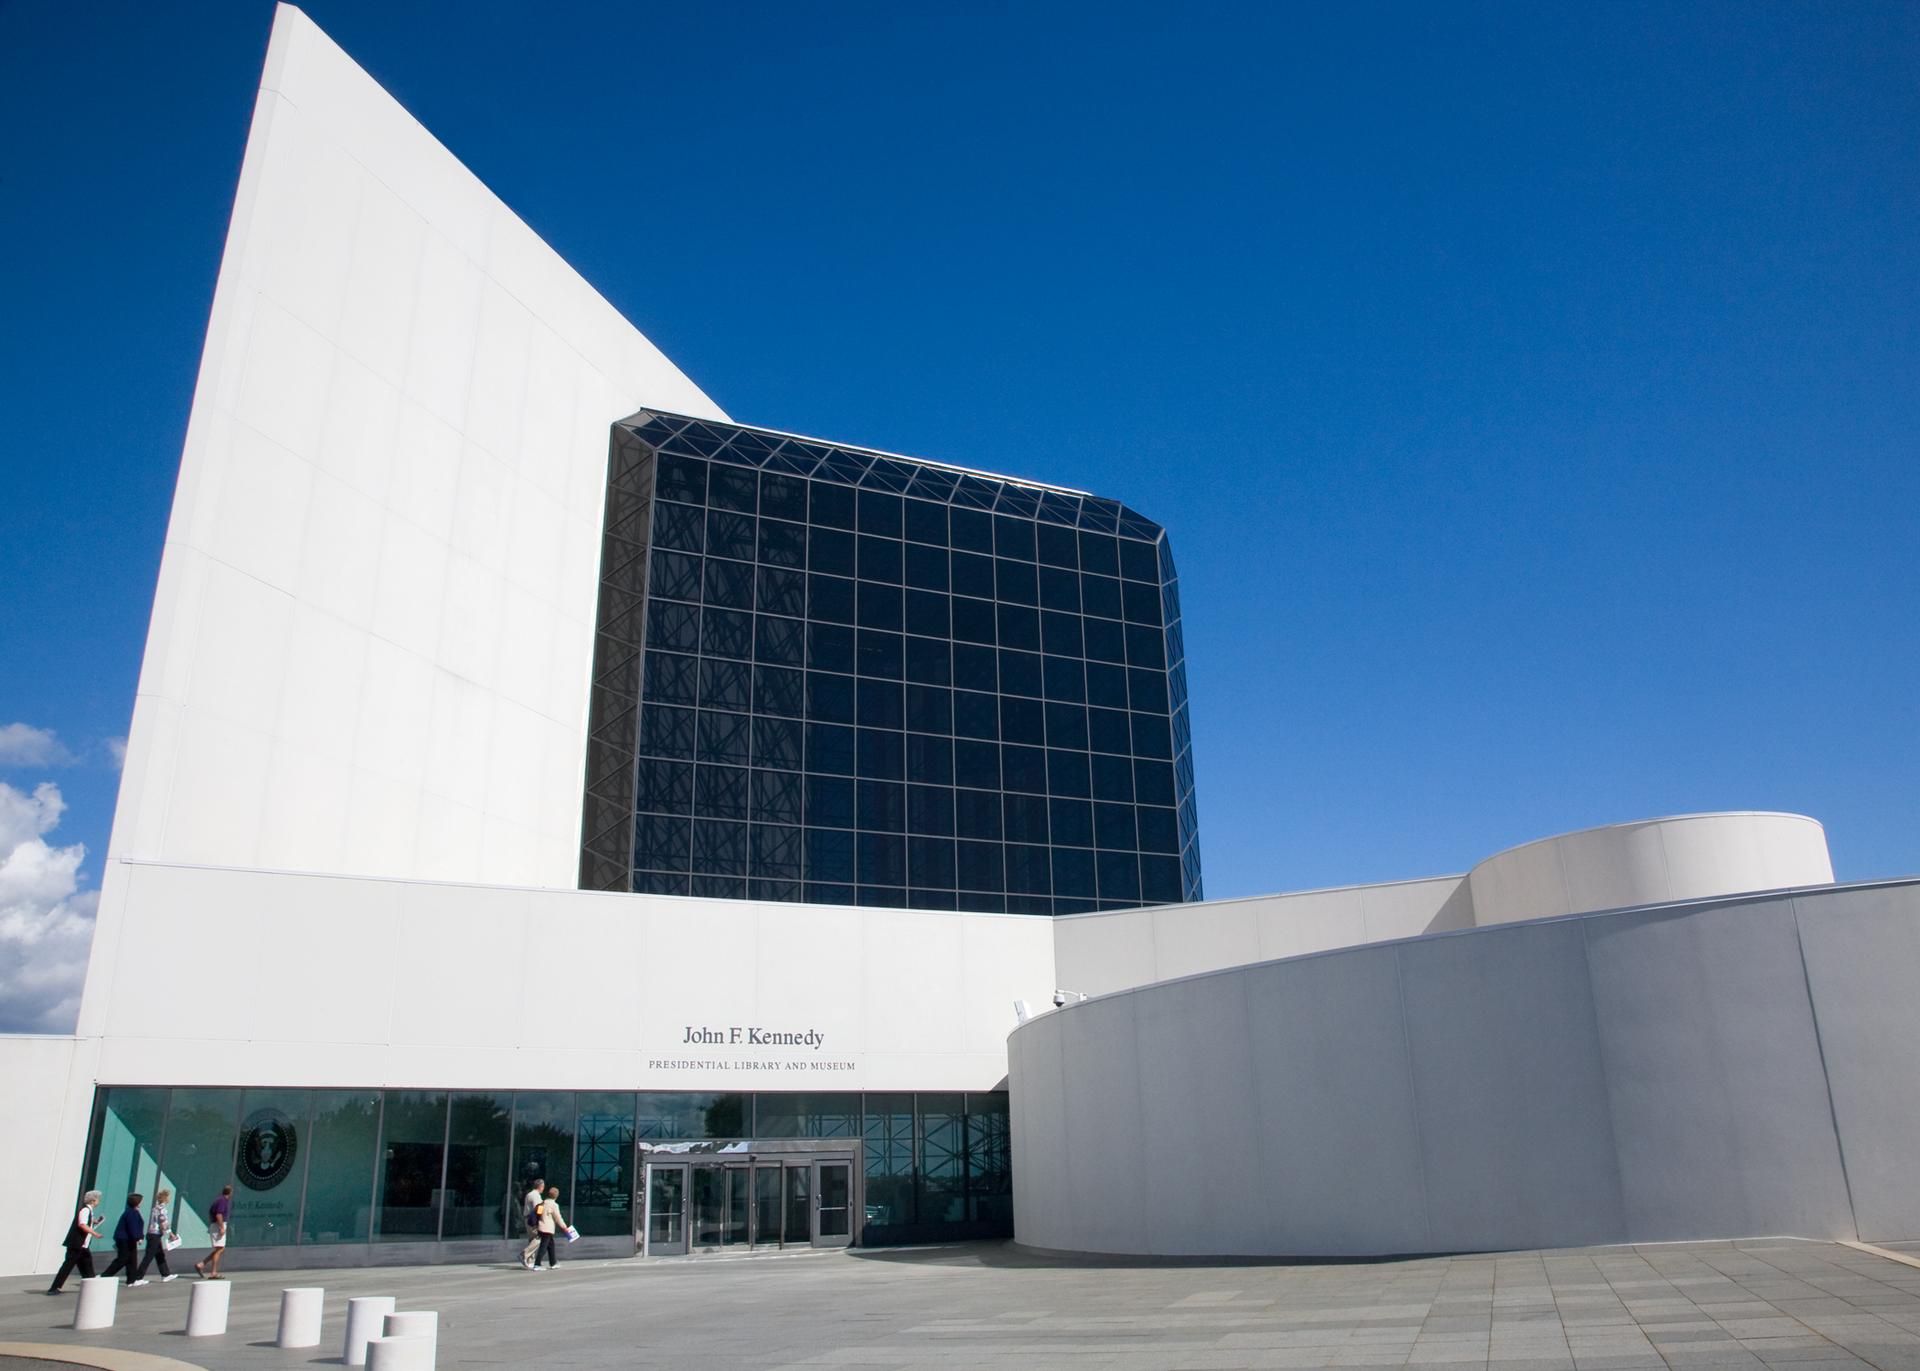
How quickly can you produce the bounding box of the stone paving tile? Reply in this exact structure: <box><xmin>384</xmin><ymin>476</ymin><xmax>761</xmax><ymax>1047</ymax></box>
<box><xmin>1744</xmin><ymin>1347</ymin><xmax>1864</xmax><ymax>1365</ymax></box>
<box><xmin>1717</xmin><ymin>1318</ymin><xmax>1811</xmax><ymax>1338</ymax></box>
<box><xmin>4</xmin><ymin>1237</ymin><xmax>1920</xmax><ymax>1370</ymax></box>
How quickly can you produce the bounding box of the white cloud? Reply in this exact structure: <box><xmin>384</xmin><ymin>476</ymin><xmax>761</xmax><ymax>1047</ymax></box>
<box><xmin>0</xmin><ymin>723</ymin><xmax>75</xmax><ymax>768</ymax></box>
<box><xmin>105</xmin><ymin>736</ymin><xmax>128</xmax><ymax>769</ymax></box>
<box><xmin>0</xmin><ymin>780</ymin><xmax>97</xmax><ymax>1033</ymax></box>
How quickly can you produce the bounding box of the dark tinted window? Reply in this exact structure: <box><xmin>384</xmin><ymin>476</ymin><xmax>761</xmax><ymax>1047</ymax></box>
<box><xmin>587</xmin><ymin>414</ymin><xmax>1200</xmax><ymax>910</ymax></box>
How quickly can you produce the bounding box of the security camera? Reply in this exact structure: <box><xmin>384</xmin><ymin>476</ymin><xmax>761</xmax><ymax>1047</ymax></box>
<box><xmin>1051</xmin><ymin>991</ymin><xmax>1066</xmax><ymax>1009</ymax></box>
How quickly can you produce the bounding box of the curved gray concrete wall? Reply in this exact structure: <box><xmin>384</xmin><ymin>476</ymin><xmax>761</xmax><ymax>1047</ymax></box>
<box><xmin>1468</xmin><ymin>812</ymin><xmax>1833</xmax><ymax>926</ymax></box>
<box><xmin>1009</xmin><ymin>878</ymin><xmax>1920</xmax><ymax>1257</ymax></box>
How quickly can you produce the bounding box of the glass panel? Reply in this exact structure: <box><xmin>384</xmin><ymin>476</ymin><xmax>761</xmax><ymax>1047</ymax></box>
<box><xmin>726</xmin><ymin>1168</ymin><xmax>750</xmax><ymax>1245</ymax></box>
<box><xmin>818</xmin><ymin>1163</ymin><xmax>851</xmax><ymax>1238</ymax></box>
<box><xmin>862</xmin><ymin>1093</ymin><xmax>915</xmax><ymax>1230</ymax></box>
<box><xmin>299</xmin><ymin>1090</ymin><xmax>380</xmax><ymax>1245</ymax></box>
<box><xmin>230</xmin><ymin>1088</ymin><xmax>307</xmax><ymax>1247</ymax></box>
<box><xmin>752</xmin><ymin>1093</ymin><xmax>859</xmax><ymax>1139</ymax></box>
<box><xmin>573</xmin><ymin>1091</ymin><xmax>636</xmax><ymax>1236</ymax></box>
<box><xmin>648</xmin><ymin>1166</ymin><xmax>684</xmax><ymax>1246</ymax></box>
<box><xmin>754</xmin><ymin>1165</ymin><xmax>782</xmax><ymax>1245</ymax></box>
<box><xmin>441</xmin><ymin>1091</ymin><xmax>512</xmax><ymax>1239</ymax></box>
<box><xmin>692</xmin><ymin>1166</ymin><xmax>725</xmax><ymax>1246</ymax></box>
<box><xmin>509</xmin><ymin>1091</ymin><xmax>574</xmax><ymax>1236</ymax></box>
<box><xmin>916</xmin><ymin>1092</ymin><xmax>966</xmax><ymax>1225</ymax></box>
<box><xmin>637</xmin><ymin>1092</ymin><xmax>746</xmax><ymax>1139</ymax></box>
<box><xmin>374</xmin><ymin>1090</ymin><xmax>447</xmax><ymax>1241</ymax></box>
<box><xmin>85</xmin><ymin>1087</ymin><xmax>168</xmax><ymax>1252</ymax></box>
<box><xmin>158</xmin><ymin>1087</ymin><xmax>240</xmax><ymax>1248</ymax></box>
<box><xmin>784</xmin><ymin>1165</ymin><xmax>810</xmax><ymax>1246</ymax></box>
<box><xmin>966</xmin><ymin>1094</ymin><xmax>1012</xmax><ymax>1226</ymax></box>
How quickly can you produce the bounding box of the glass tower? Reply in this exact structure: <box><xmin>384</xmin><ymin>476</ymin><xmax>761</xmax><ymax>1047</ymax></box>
<box><xmin>579</xmin><ymin>411</ymin><xmax>1200</xmax><ymax>914</ymax></box>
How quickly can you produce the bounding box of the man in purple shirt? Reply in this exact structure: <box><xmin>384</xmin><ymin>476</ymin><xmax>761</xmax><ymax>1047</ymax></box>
<box><xmin>195</xmin><ymin>1186</ymin><xmax>233</xmax><ymax>1279</ymax></box>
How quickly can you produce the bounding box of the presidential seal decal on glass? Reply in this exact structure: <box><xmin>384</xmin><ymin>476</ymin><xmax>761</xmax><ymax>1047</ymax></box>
<box><xmin>237</xmin><ymin>1107</ymin><xmax>299</xmax><ymax>1191</ymax></box>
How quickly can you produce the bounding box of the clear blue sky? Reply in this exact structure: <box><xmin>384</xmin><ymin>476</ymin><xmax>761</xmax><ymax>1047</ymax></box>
<box><xmin>2</xmin><ymin>0</ymin><xmax>1915</xmax><ymax>905</ymax></box>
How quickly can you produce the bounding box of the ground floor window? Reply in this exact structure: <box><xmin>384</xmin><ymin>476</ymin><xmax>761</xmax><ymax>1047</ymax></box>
<box><xmin>77</xmin><ymin>1086</ymin><xmax>1012</xmax><ymax>1249</ymax></box>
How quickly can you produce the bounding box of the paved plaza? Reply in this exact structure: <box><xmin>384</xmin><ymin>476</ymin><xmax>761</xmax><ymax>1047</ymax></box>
<box><xmin>6</xmin><ymin>1239</ymin><xmax>1920</xmax><ymax>1370</ymax></box>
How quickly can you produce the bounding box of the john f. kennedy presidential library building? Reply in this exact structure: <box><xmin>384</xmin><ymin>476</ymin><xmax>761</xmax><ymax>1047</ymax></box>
<box><xmin>9</xmin><ymin>5</ymin><xmax>1920</xmax><ymax>1278</ymax></box>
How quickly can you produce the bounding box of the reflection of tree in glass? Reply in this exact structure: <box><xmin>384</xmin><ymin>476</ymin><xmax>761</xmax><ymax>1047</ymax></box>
<box><xmin>703</xmin><ymin>1094</ymin><xmax>745</xmax><ymax>1137</ymax></box>
<box><xmin>443</xmin><ymin>1093</ymin><xmax>512</xmax><ymax>1238</ymax></box>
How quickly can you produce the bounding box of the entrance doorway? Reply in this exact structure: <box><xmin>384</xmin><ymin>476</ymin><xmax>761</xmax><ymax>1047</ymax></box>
<box><xmin>639</xmin><ymin>1141</ymin><xmax>858</xmax><ymax>1257</ymax></box>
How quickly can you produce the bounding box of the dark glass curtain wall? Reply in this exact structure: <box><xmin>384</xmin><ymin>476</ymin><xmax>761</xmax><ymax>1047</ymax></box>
<box><xmin>80</xmin><ymin>1087</ymin><xmax>1011</xmax><ymax>1249</ymax></box>
<box><xmin>580</xmin><ymin>411</ymin><xmax>1202</xmax><ymax>912</ymax></box>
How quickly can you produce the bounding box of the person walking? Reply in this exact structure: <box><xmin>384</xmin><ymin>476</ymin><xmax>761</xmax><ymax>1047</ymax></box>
<box><xmin>46</xmin><ymin>1190</ymin><xmax>103</xmax><ymax>1294</ymax></box>
<box><xmin>99</xmin><ymin>1194</ymin><xmax>150</xmax><ymax>1287</ymax></box>
<box><xmin>532</xmin><ymin>1186</ymin><xmax>568</xmax><ymax>1270</ymax></box>
<box><xmin>135</xmin><ymin>1188</ymin><xmax>178</xmax><ymax>1282</ymax></box>
<box><xmin>518</xmin><ymin>1176</ymin><xmax>545</xmax><ymax>1269</ymax></box>
<box><xmin>195</xmin><ymin>1185</ymin><xmax>233</xmax><ymax>1278</ymax></box>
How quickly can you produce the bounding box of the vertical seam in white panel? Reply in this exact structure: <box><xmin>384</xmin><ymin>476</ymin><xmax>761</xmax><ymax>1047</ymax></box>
<box><xmin>1791</xmin><ymin>893</ymin><xmax>1861</xmax><ymax>1240</ymax></box>
<box><xmin>1124</xmin><ymin>997</ymin><xmax>1151</xmax><ymax>1256</ymax></box>
<box><xmin>1050</xmin><ymin>1011</ymin><xmax>1072</xmax><ymax>1250</ymax></box>
<box><xmin>1577</xmin><ymin>915</ymin><xmax>1633</xmax><ymax>1242</ymax></box>
<box><xmin>1236</xmin><ymin>967</ymin><xmax>1268</xmax><ymax>1252</ymax></box>
<box><xmin>1390</xmin><ymin>946</ymin><xmax>1434</xmax><ymax>1254</ymax></box>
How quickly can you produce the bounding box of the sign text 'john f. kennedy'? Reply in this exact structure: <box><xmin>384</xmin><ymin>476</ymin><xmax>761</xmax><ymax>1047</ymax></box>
<box><xmin>683</xmin><ymin>1025</ymin><xmax>827</xmax><ymax>1049</ymax></box>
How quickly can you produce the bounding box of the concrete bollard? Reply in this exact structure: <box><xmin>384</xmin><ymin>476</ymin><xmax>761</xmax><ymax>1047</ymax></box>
<box><xmin>73</xmin><ymin>1276</ymin><xmax>118</xmax><ymax>1330</ymax></box>
<box><xmin>276</xmin><ymin>1286</ymin><xmax>325</xmax><ymax>1348</ymax></box>
<box><xmin>343</xmin><ymin>1294</ymin><xmax>397</xmax><ymax>1366</ymax></box>
<box><xmin>366</xmin><ymin>1333</ymin><xmax>435</xmax><ymax>1371</ymax></box>
<box><xmin>185</xmin><ymin>1278</ymin><xmax>231</xmax><ymax>1336</ymax></box>
<box><xmin>383</xmin><ymin>1310</ymin><xmax>437</xmax><ymax>1348</ymax></box>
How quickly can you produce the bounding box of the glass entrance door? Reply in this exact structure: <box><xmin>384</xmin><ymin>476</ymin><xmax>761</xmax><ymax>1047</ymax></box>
<box><xmin>753</xmin><ymin>1166</ymin><xmax>782</xmax><ymax>1246</ymax></box>
<box><xmin>645</xmin><ymin>1164</ymin><xmax>687</xmax><ymax>1256</ymax></box>
<box><xmin>691</xmin><ymin>1164</ymin><xmax>726</xmax><ymax>1248</ymax></box>
<box><xmin>783</xmin><ymin>1165</ymin><xmax>811</xmax><ymax>1246</ymax></box>
<box><xmin>724</xmin><ymin>1166</ymin><xmax>750</xmax><ymax>1246</ymax></box>
<box><xmin>691</xmin><ymin>1164</ymin><xmax>753</xmax><ymax>1250</ymax></box>
<box><xmin>814</xmin><ymin>1160</ymin><xmax>852</xmax><ymax>1249</ymax></box>
<box><xmin>640</xmin><ymin>1147</ymin><xmax>858</xmax><ymax>1256</ymax></box>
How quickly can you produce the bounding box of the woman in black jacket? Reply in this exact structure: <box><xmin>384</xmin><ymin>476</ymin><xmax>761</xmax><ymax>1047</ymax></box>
<box><xmin>45</xmin><ymin>1190</ymin><xmax>103</xmax><ymax>1294</ymax></box>
<box><xmin>98</xmin><ymin>1194</ymin><xmax>149</xmax><ymax>1286</ymax></box>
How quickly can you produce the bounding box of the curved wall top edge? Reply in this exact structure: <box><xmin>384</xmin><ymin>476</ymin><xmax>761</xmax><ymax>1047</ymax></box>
<box><xmin>1051</xmin><ymin>871</ymin><xmax>1469</xmax><ymax>923</ymax></box>
<box><xmin>1025</xmin><ymin>874</ymin><xmax>1915</xmax><ymax>1026</ymax></box>
<box><xmin>1466</xmin><ymin>811</ymin><xmax>1835</xmax><ymax>928</ymax></box>
<box><xmin>1471</xmin><ymin>811</ymin><xmax>1827</xmax><ymax>871</ymax></box>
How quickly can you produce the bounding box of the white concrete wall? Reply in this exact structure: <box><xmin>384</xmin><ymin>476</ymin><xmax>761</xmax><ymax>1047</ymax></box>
<box><xmin>1052</xmin><ymin>874</ymin><xmax>1470</xmax><ymax>998</ymax></box>
<box><xmin>1468</xmin><ymin>812</ymin><xmax>1833</xmax><ymax>926</ymax></box>
<box><xmin>81</xmin><ymin>860</ymin><xmax>1054</xmax><ymax>1098</ymax></box>
<box><xmin>1048</xmin><ymin>813</ymin><xmax>1833</xmax><ymax>1000</ymax></box>
<box><xmin>1011</xmin><ymin>878</ymin><xmax>1912</xmax><ymax>1258</ymax></box>
<box><xmin>0</xmin><ymin>1035</ymin><xmax>100</xmax><ymax>1281</ymax></box>
<box><xmin>103</xmin><ymin>2</ymin><xmax>723</xmax><ymax>903</ymax></box>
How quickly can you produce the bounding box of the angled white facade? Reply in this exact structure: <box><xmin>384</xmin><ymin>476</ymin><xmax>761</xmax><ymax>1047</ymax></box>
<box><xmin>104</xmin><ymin>2</ymin><xmax>723</xmax><ymax>899</ymax></box>
<box><xmin>3</xmin><ymin>3</ymin><xmax>1907</xmax><ymax>1283</ymax></box>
